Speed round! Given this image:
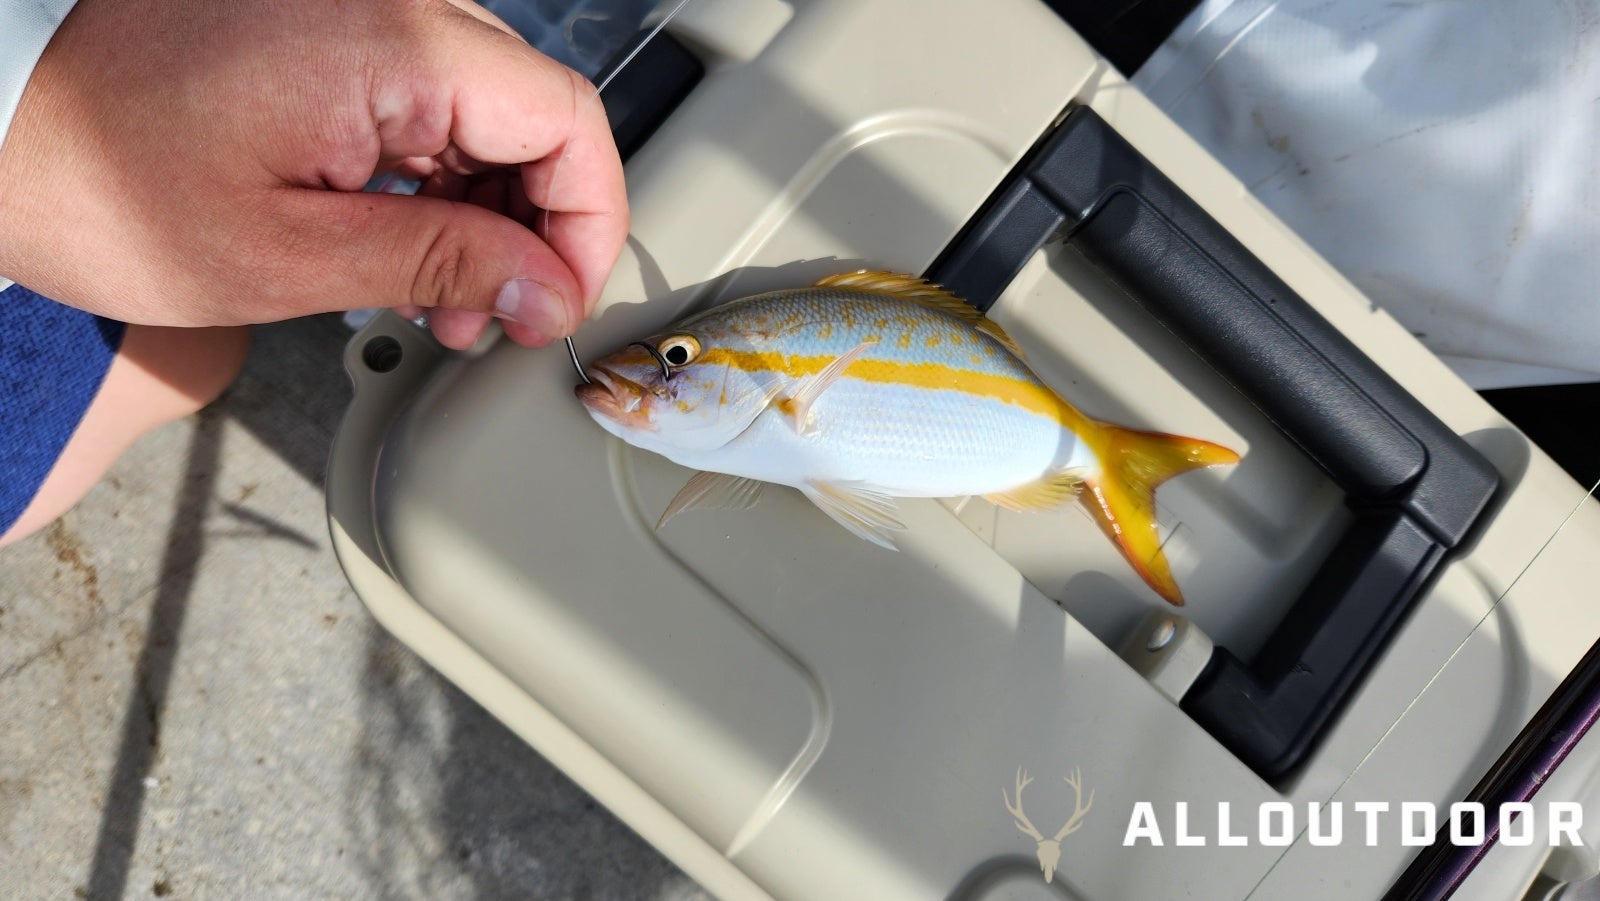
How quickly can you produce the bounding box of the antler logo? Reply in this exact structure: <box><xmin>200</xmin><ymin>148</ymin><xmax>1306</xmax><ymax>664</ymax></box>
<box><xmin>1003</xmin><ymin>767</ymin><xmax>1094</xmax><ymax>884</ymax></box>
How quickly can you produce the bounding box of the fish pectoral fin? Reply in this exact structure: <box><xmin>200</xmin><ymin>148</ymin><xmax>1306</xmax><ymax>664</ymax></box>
<box><xmin>811</xmin><ymin>269</ymin><xmax>1028</xmax><ymax>360</ymax></box>
<box><xmin>801</xmin><ymin>480</ymin><xmax>906</xmax><ymax>550</ymax></box>
<box><xmin>657</xmin><ymin>471</ymin><xmax>767</xmax><ymax>530</ymax></box>
<box><xmin>984</xmin><ymin>468</ymin><xmax>1088</xmax><ymax>512</ymax></box>
<box><xmin>779</xmin><ymin>338</ymin><xmax>878</xmax><ymax>434</ymax></box>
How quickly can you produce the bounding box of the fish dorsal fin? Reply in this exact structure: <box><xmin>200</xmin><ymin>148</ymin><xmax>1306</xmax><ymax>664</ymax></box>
<box><xmin>812</xmin><ymin>270</ymin><xmax>1027</xmax><ymax>359</ymax></box>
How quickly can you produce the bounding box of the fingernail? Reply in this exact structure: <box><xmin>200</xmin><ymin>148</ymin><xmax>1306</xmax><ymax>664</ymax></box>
<box><xmin>495</xmin><ymin>278</ymin><xmax>569</xmax><ymax>340</ymax></box>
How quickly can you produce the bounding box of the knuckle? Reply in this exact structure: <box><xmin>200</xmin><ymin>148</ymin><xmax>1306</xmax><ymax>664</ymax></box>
<box><xmin>413</xmin><ymin>222</ymin><xmax>475</xmax><ymax>311</ymax></box>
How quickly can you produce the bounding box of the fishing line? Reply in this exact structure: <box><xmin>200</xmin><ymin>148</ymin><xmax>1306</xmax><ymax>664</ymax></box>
<box><xmin>1243</xmin><ymin>472</ymin><xmax>1600</xmax><ymax>899</ymax></box>
<box><xmin>552</xmin><ymin>0</ymin><xmax>698</xmax><ymax>385</ymax></box>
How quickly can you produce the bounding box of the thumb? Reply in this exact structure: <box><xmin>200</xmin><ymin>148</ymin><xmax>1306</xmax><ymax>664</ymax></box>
<box><xmin>270</xmin><ymin>187</ymin><xmax>586</xmax><ymax>345</ymax></box>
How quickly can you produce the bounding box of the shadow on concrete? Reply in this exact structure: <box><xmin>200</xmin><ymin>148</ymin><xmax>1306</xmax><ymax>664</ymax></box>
<box><xmin>345</xmin><ymin>622</ymin><xmax>692</xmax><ymax>899</ymax></box>
<box><xmin>84</xmin><ymin>407</ymin><xmax>223</xmax><ymax>900</ymax></box>
<box><xmin>223</xmin><ymin>315</ymin><xmax>354</xmax><ymax>490</ymax></box>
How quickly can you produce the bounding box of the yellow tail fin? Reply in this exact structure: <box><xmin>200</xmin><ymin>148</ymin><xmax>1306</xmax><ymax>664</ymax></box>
<box><xmin>1080</xmin><ymin>423</ymin><xmax>1240</xmax><ymax>606</ymax></box>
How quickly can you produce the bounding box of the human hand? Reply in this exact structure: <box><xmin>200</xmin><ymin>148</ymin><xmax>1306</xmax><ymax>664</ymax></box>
<box><xmin>0</xmin><ymin>0</ymin><xmax>628</xmax><ymax>350</ymax></box>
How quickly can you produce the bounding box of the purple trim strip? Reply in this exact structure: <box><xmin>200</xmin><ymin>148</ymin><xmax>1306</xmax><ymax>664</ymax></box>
<box><xmin>1386</xmin><ymin>633</ymin><xmax>1600</xmax><ymax>899</ymax></box>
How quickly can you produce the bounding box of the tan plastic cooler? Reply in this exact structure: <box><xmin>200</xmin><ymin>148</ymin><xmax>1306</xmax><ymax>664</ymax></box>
<box><xmin>326</xmin><ymin>0</ymin><xmax>1600</xmax><ymax>897</ymax></box>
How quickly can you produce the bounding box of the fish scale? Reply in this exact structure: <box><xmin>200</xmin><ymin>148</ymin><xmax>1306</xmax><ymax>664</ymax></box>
<box><xmin>681</xmin><ymin>290</ymin><xmax>1079</xmax><ymax>494</ymax></box>
<box><xmin>686</xmin><ymin>289</ymin><xmax>1019</xmax><ymax>371</ymax></box>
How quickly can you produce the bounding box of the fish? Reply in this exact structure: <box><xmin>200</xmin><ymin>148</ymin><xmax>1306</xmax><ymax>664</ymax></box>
<box><xmin>575</xmin><ymin>270</ymin><xmax>1240</xmax><ymax>605</ymax></box>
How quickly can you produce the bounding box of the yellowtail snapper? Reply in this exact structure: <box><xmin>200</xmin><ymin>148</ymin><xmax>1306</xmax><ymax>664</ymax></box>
<box><xmin>575</xmin><ymin>270</ymin><xmax>1239</xmax><ymax>605</ymax></box>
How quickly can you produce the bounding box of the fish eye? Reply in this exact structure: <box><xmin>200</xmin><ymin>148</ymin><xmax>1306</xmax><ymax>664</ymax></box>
<box><xmin>657</xmin><ymin>335</ymin><xmax>701</xmax><ymax>368</ymax></box>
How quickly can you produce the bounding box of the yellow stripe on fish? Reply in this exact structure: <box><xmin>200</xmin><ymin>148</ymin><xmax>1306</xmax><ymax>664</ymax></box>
<box><xmin>694</xmin><ymin>347</ymin><xmax>1095</xmax><ymax>434</ymax></box>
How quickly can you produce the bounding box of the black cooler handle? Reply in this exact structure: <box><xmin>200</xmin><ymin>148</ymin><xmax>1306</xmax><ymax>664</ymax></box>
<box><xmin>927</xmin><ymin>107</ymin><xmax>1501</xmax><ymax>781</ymax></box>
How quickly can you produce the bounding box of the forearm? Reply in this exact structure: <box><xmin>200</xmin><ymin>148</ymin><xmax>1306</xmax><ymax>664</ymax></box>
<box><xmin>0</xmin><ymin>0</ymin><xmax>80</xmax><ymax>291</ymax></box>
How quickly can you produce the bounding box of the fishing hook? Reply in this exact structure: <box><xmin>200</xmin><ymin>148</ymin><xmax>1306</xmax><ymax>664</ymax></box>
<box><xmin>630</xmin><ymin>341</ymin><xmax>673</xmax><ymax>381</ymax></box>
<box><xmin>566</xmin><ymin>336</ymin><xmax>591</xmax><ymax>384</ymax></box>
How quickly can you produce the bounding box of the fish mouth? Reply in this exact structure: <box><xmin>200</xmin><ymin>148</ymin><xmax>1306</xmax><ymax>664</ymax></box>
<box><xmin>574</xmin><ymin>365</ymin><xmax>653</xmax><ymax>428</ymax></box>
<box><xmin>574</xmin><ymin>366</ymin><xmax>620</xmax><ymax>409</ymax></box>
<box><xmin>574</xmin><ymin>380</ymin><xmax>614</xmax><ymax>411</ymax></box>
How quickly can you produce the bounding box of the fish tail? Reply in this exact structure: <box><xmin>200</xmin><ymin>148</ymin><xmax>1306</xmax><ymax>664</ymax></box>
<box><xmin>1080</xmin><ymin>423</ymin><xmax>1240</xmax><ymax>606</ymax></box>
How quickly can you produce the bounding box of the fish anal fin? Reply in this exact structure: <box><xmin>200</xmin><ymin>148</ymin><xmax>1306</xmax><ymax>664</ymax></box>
<box><xmin>1079</xmin><ymin>423</ymin><xmax>1242</xmax><ymax>606</ymax></box>
<box><xmin>779</xmin><ymin>338</ymin><xmax>878</xmax><ymax>434</ymax></box>
<box><xmin>801</xmin><ymin>480</ymin><xmax>906</xmax><ymax>550</ymax></box>
<box><xmin>984</xmin><ymin>468</ymin><xmax>1087</xmax><ymax>512</ymax></box>
<box><xmin>812</xmin><ymin>269</ymin><xmax>1027</xmax><ymax>359</ymax></box>
<box><xmin>657</xmin><ymin>471</ymin><xmax>767</xmax><ymax>530</ymax></box>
